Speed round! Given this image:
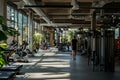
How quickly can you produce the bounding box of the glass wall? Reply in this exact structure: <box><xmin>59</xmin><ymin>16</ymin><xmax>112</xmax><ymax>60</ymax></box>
<box><xmin>34</xmin><ymin>22</ymin><xmax>39</xmax><ymax>33</ymax></box>
<box><xmin>18</xmin><ymin>12</ymin><xmax>23</xmax><ymax>44</ymax></box>
<box><xmin>7</xmin><ymin>5</ymin><xmax>16</xmax><ymax>43</ymax></box>
<box><xmin>23</xmin><ymin>15</ymin><xmax>28</xmax><ymax>41</ymax></box>
<box><xmin>7</xmin><ymin>5</ymin><xmax>15</xmax><ymax>27</ymax></box>
<box><xmin>33</xmin><ymin>21</ymin><xmax>39</xmax><ymax>34</ymax></box>
<box><xmin>115</xmin><ymin>28</ymin><xmax>119</xmax><ymax>39</ymax></box>
<box><xmin>6</xmin><ymin>4</ymin><xmax>28</xmax><ymax>44</ymax></box>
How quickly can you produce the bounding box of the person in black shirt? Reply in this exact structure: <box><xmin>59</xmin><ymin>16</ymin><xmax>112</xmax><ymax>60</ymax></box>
<box><xmin>71</xmin><ymin>36</ymin><xmax>78</xmax><ymax>60</ymax></box>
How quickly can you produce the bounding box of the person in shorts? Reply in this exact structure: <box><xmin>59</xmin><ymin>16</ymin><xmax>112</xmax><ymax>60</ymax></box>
<box><xmin>71</xmin><ymin>36</ymin><xmax>78</xmax><ymax>60</ymax></box>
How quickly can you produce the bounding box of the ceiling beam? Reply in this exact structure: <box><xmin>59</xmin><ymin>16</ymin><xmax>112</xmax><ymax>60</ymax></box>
<box><xmin>23</xmin><ymin>0</ymin><xmax>51</xmax><ymax>24</ymax></box>
<box><xmin>48</xmin><ymin>13</ymin><xmax>70</xmax><ymax>16</ymax></box>
<box><xmin>42</xmin><ymin>0</ymin><xmax>72</xmax><ymax>3</ymax></box>
<box><xmin>24</xmin><ymin>5</ymin><xmax>72</xmax><ymax>8</ymax></box>
<box><xmin>7</xmin><ymin>0</ymin><xmax>21</xmax><ymax>2</ymax></box>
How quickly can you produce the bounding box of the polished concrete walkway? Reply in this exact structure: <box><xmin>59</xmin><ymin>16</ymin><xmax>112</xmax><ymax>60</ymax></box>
<box><xmin>14</xmin><ymin>48</ymin><xmax>120</xmax><ymax>80</ymax></box>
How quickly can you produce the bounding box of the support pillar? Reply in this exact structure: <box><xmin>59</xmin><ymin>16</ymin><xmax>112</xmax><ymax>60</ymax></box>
<box><xmin>91</xmin><ymin>11</ymin><xmax>96</xmax><ymax>30</ymax></box>
<box><xmin>28</xmin><ymin>11</ymin><xmax>33</xmax><ymax>51</ymax></box>
<box><xmin>0</xmin><ymin>0</ymin><xmax>7</xmax><ymax>23</ymax></box>
<box><xmin>91</xmin><ymin>11</ymin><xmax>96</xmax><ymax>52</ymax></box>
<box><xmin>47</xmin><ymin>27</ymin><xmax>54</xmax><ymax>47</ymax></box>
<box><xmin>91</xmin><ymin>11</ymin><xmax>97</xmax><ymax>71</ymax></box>
<box><xmin>56</xmin><ymin>29</ymin><xmax>60</xmax><ymax>47</ymax></box>
<box><xmin>50</xmin><ymin>31</ymin><xmax>54</xmax><ymax>47</ymax></box>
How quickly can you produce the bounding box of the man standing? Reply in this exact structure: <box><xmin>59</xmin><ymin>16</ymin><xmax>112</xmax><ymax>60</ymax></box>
<box><xmin>71</xmin><ymin>36</ymin><xmax>78</xmax><ymax>60</ymax></box>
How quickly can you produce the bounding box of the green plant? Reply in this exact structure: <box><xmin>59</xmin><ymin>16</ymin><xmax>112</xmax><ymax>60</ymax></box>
<box><xmin>0</xmin><ymin>51</ymin><xmax>5</xmax><ymax>68</ymax></box>
<box><xmin>61</xmin><ymin>30</ymin><xmax>75</xmax><ymax>44</ymax></box>
<box><xmin>0</xmin><ymin>44</ymin><xmax>8</xmax><ymax>68</ymax></box>
<box><xmin>33</xmin><ymin>33</ymin><xmax>43</xmax><ymax>50</ymax></box>
<box><xmin>0</xmin><ymin>16</ymin><xmax>8</xmax><ymax>68</ymax></box>
<box><xmin>0</xmin><ymin>15</ymin><xmax>20</xmax><ymax>68</ymax></box>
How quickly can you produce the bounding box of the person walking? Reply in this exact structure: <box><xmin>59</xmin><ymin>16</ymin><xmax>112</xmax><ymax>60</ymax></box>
<box><xmin>71</xmin><ymin>36</ymin><xmax>78</xmax><ymax>60</ymax></box>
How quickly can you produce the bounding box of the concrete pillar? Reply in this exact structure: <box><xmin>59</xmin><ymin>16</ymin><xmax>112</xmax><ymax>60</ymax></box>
<box><xmin>91</xmin><ymin>11</ymin><xmax>96</xmax><ymax>61</ymax></box>
<box><xmin>50</xmin><ymin>31</ymin><xmax>54</xmax><ymax>47</ymax></box>
<box><xmin>28</xmin><ymin>11</ymin><xmax>33</xmax><ymax>51</ymax></box>
<box><xmin>56</xmin><ymin>29</ymin><xmax>60</xmax><ymax>47</ymax></box>
<box><xmin>91</xmin><ymin>11</ymin><xmax>96</xmax><ymax>30</ymax></box>
<box><xmin>0</xmin><ymin>0</ymin><xmax>7</xmax><ymax>23</ymax></box>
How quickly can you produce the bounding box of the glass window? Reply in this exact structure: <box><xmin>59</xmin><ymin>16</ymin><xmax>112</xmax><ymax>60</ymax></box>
<box><xmin>7</xmin><ymin>21</ymin><xmax>11</xmax><ymax>27</ymax></box>
<box><xmin>115</xmin><ymin>28</ymin><xmax>119</xmax><ymax>39</ymax></box>
<box><xmin>18</xmin><ymin>23</ymin><xmax>23</xmax><ymax>44</ymax></box>
<box><xmin>18</xmin><ymin>12</ymin><xmax>23</xmax><ymax>43</ymax></box>
<box><xmin>23</xmin><ymin>15</ymin><xmax>28</xmax><ymax>41</ymax></box>
<box><xmin>6</xmin><ymin>5</ymin><xmax>16</xmax><ymax>43</ymax></box>
<box><xmin>15</xmin><ymin>10</ymin><xmax>17</xmax><ymax>22</ymax></box>
<box><xmin>6</xmin><ymin>4</ymin><xmax>29</xmax><ymax>44</ymax></box>
<box><xmin>7</xmin><ymin>6</ymin><xmax>10</xmax><ymax>20</ymax></box>
<box><xmin>11</xmin><ymin>21</ymin><xmax>15</xmax><ymax>27</ymax></box>
<box><xmin>10</xmin><ymin>8</ymin><xmax>15</xmax><ymax>21</ymax></box>
<box><xmin>18</xmin><ymin>12</ymin><xmax>22</xmax><ymax>24</ymax></box>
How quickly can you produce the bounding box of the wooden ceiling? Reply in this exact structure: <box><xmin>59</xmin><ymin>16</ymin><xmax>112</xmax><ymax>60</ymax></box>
<box><xmin>9</xmin><ymin>0</ymin><xmax>120</xmax><ymax>28</ymax></box>
<box><xmin>34</xmin><ymin>0</ymin><xmax>92</xmax><ymax>27</ymax></box>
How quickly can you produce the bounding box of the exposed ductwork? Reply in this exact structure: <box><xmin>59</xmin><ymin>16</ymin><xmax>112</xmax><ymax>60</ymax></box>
<box><xmin>92</xmin><ymin>0</ymin><xmax>106</xmax><ymax>7</ymax></box>
<box><xmin>71</xmin><ymin>0</ymin><xmax>79</xmax><ymax>10</ymax></box>
<box><xmin>92</xmin><ymin>0</ymin><xmax>119</xmax><ymax>7</ymax></box>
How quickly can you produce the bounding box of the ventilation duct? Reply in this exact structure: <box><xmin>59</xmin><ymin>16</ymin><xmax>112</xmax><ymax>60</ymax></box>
<box><xmin>71</xmin><ymin>0</ymin><xmax>79</xmax><ymax>10</ymax></box>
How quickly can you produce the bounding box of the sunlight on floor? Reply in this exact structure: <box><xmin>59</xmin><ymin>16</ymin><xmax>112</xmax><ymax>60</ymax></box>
<box><xmin>25</xmin><ymin>72</ymin><xmax>70</xmax><ymax>79</ymax></box>
<box><xmin>15</xmin><ymin>51</ymin><xmax>71</xmax><ymax>80</ymax></box>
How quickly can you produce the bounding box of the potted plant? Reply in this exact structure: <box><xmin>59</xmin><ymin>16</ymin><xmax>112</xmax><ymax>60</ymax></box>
<box><xmin>33</xmin><ymin>33</ymin><xmax>43</xmax><ymax>52</ymax></box>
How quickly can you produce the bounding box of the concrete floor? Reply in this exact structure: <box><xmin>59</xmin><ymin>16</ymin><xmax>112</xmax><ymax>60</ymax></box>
<box><xmin>14</xmin><ymin>48</ymin><xmax>120</xmax><ymax>80</ymax></box>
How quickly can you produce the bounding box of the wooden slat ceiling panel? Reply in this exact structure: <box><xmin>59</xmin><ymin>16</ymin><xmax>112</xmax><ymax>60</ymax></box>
<box><xmin>77</xmin><ymin>0</ymin><xmax>92</xmax><ymax>2</ymax></box>
<box><xmin>72</xmin><ymin>10</ymin><xmax>90</xmax><ymax>13</ymax></box>
<box><xmin>78</xmin><ymin>2</ymin><xmax>92</xmax><ymax>7</ymax></box>
<box><xmin>33</xmin><ymin>0</ymin><xmax>93</xmax><ymax>26</ymax></box>
<box><xmin>52</xmin><ymin>19</ymin><xmax>84</xmax><ymax>23</ymax></box>
<box><xmin>43</xmin><ymin>8</ymin><xmax>70</xmax><ymax>13</ymax></box>
<box><xmin>42</xmin><ymin>0</ymin><xmax>72</xmax><ymax>3</ymax></box>
<box><xmin>7</xmin><ymin>0</ymin><xmax>21</xmax><ymax>2</ymax></box>
<box><xmin>49</xmin><ymin>16</ymin><xmax>70</xmax><ymax>19</ymax></box>
<box><xmin>44</xmin><ymin>2</ymin><xmax>71</xmax><ymax>6</ymax></box>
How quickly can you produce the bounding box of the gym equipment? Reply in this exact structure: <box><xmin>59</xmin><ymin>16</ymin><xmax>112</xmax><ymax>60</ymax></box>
<box><xmin>0</xmin><ymin>65</ymin><xmax>23</xmax><ymax>74</ymax></box>
<box><xmin>10</xmin><ymin>40</ymin><xmax>29</xmax><ymax>62</ymax></box>
<box><xmin>0</xmin><ymin>71</ymin><xmax>16</xmax><ymax>80</ymax></box>
<box><xmin>0</xmin><ymin>41</ymin><xmax>23</xmax><ymax>75</ymax></box>
<box><xmin>90</xmin><ymin>30</ymin><xmax>115</xmax><ymax>72</ymax></box>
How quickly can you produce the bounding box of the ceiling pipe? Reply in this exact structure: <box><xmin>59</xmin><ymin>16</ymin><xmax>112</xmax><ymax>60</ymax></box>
<box><xmin>22</xmin><ymin>0</ymin><xmax>51</xmax><ymax>24</ymax></box>
<box><xmin>40</xmin><ymin>23</ymin><xmax>72</xmax><ymax>26</ymax></box>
